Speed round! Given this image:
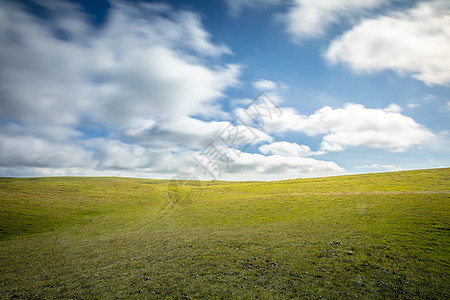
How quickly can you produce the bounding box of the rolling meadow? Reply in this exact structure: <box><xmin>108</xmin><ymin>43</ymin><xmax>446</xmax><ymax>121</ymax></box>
<box><xmin>0</xmin><ymin>168</ymin><xmax>449</xmax><ymax>299</ymax></box>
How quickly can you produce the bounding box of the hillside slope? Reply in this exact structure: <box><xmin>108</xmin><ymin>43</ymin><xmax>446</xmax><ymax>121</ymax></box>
<box><xmin>0</xmin><ymin>168</ymin><xmax>449</xmax><ymax>298</ymax></box>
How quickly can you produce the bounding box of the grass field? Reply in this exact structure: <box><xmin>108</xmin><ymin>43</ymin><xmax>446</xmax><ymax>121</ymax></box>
<box><xmin>0</xmin><ymin>168</ymin><xmax>449</xmax><ymax>299</ymax></box>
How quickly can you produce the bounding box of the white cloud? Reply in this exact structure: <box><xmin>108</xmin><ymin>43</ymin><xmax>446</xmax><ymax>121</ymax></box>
<box><xmin>86</xmin><ymin>4</ymin><xmax>240</xmax><ymax>121</ymax></box>
<box><xmin>254</xmin><ymin>106</ymin><xmax>303</xmax><ymax>133</ymax></box>
<box><xmin>98</xmin><ymin>1</ymin><xmax>231</xmax><ymax>58</ymax></box>
<box><xmin>408</xmin><ymin>103</ymin><xmax>421</xmax><ymax>109</ymax></box>
<box><xmin>259</xmin><ymin>141</ymin><xmax>323</xmax><ymax>157</ymax></box>
<box><xmin>295</xmin><ymin>103</ymin><xmax>434</xmax><ymax>152</ymax></box>
<box><xmin>1</xmin><ymin>0</ymin><xmax>299</xmax><ymax>180</ymax></box>
<box><xmin>253</xmin><ymin>79</ymin><xmax>277</xmax><ymax>91</ymax></box>
<box><xmin>234</xmin><ymin>93</ymin><xmax>289</xmax><ymax>133</ymax></box>
<box><xmin>92</xmin><ymin>46</ymin><xmax>240</xmax><ymax>122</ymax></box>
<box><xmin>172</xmin><ymin>10</ymin><xmax>232</xmax><ymax>56</ymax></box>
<box><xmin>84</xmin><ymin>138</ymin><xmax>152</xmax><ymax>170</ymax></box>
<box><xmin>242</xmin><ymin>102</ymin><xmax>434</xmax><ymax>152</ymax></box>
<box><xmin>0</xmin><ymin>0</ymin><xmax>442</xmax><ymax>180</ymax></box>
<box><xmin>122</xmin><ymin>116</ymin><xmax>272</xmax><ymax>149</ymax></box>
<box><xmin>285</xmin><ymin>0</ymin><xmax>387</xmax><ymax>41</ymax></box>
<box><xmin>0</xmin><ymin>132</ymin><xmax>95</xmax><ymax>169</ymax></box>
<box><xmin>0</xmin><ymin>0</ymin><xmax>239</xmax><ymax>134</ymax></box>
<box><xmin>325</xmin><ymin>0</ymin><xmax>450</xmax><ymax>86</ymax></box>
<box><xmin>0</xmin><ymin>0</ymin><xmax>245</xmax><ymax>177</ymax></box>
<box><xmin>223</xmin><ymin>149</ymin><xmax>344</xmax><ymax>180</ymax></box>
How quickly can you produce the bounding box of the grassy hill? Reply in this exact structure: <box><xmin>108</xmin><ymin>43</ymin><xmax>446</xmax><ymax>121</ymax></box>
<box><xmin>0</xmin><ymin>168</ymin><xmax>449</xmax><ymax>298</ymax></box>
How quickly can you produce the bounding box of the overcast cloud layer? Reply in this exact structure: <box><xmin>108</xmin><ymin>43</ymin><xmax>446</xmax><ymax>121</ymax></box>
<box><xmin>0</xmin><ymin>0</ymin><xmax>448</xmax><ymax>180</ymax></box>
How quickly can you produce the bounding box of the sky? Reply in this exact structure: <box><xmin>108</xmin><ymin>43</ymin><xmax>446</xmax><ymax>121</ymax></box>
<box><xmin>0</xmin><ymin>0</ymin><xmax>449</xmax><ymax>181</ymax></box>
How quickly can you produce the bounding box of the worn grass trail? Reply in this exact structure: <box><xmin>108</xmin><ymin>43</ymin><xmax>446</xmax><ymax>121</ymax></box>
<box><xmin>0</xmin><ymin>168</ymin><xmax>449</xmax><ymax>299</ymax></box>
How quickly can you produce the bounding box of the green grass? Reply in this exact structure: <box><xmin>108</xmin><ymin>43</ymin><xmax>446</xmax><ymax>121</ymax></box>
<box><xmin>0</xmin><ymin>168</ymin><xmax>449</xmax><ymax>299</ymax></box>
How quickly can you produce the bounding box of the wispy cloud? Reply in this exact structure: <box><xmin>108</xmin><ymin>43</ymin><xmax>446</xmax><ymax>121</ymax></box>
<box><xmin>224</xmin><ymin>0</ymin><xmax>281</xmax><ymax>16</ymax></box>
<box><xmin>253</xmin><ymin>79</ymin><xmax>277</xmax><ymax>91</ymax></box>
<box><xmin>285</xmin><ymin>0</ymin><xmax>388</xmax><ymax>41</ymax></box>
<box><xmin>407</xmin><ymin>103</ymin><xmax>421</xmax><ymax>109</ymax></box>
<box><xmin>355</xmin><ymin>164</ymin><xmax>402</xmax><ymax>171</ymax></box>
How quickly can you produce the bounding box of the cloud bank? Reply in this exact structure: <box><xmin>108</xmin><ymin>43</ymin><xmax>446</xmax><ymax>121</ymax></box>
<box><xmin>0</xmin><ymin>0</ymin><xmax>240</xmax><ymax>177</ymax></box>
<box><xmin>0</xmin><ymin>0</ymin><xmax>347</xmax><ymax>180</ymax></box>
<box><xmin>0</xmin><ymin>0</ymin><xmax>442</xmax><ymax>180</ymax></box>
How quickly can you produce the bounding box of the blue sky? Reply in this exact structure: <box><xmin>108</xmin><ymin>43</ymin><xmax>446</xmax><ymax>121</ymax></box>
<box><xmin>0</xmin><ymin>0</ymin><xmax>449</xmax><ymax>180</ymax></box>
